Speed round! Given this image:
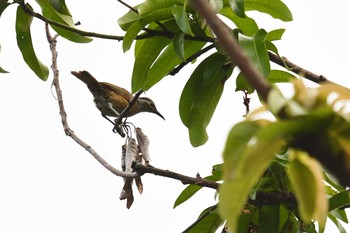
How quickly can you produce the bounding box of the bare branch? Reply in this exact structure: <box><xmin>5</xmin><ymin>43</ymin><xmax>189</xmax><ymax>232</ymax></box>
<box><xmin>45</xmin><ymin>23</ymin><xmax>138</xmax><ymax>179</ymax></box>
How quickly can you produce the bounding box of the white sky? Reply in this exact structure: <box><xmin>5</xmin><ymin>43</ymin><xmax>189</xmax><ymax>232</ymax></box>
<box><xmin>1</xmin><ymin>0</ymin><xmax>350</xmax><ymax>232</ymax></box>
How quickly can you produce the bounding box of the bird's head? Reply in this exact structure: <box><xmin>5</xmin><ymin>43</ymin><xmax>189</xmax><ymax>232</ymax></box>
<box><xmin>137</xmin><ymin>97</ymin><xmax>165</xmax><ymax>120</ymax></box>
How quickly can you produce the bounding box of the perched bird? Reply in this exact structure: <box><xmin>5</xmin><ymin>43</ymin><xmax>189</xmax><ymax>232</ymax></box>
<box><xmin>71</xmin><ymin>71</ymin><xmax>164</xmax><ymax>124</ymax></box>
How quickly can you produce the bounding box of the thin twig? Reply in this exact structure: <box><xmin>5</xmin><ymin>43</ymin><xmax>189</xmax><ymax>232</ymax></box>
<box><xmin>45</xmin><ymin>23</ymin><xmax>138</xmax><ymax>179</ymax></box>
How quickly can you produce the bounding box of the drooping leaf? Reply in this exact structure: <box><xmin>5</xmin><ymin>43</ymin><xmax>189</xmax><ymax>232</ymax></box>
<box><xmin>138</xmin><ymin>0</ymin><xmax>179</xmax><ymax>15</ymax></box>
<box><xmin>245</xmin><ymin>0</ymin><xmax>293</xmax><ymax>22</ymax></box>
<box><xmin>228</xmin><ymin>0</ymin><xmax>245</xmax><ymax>17</ymax></box>
<box><xmin>239</xmin><ymin>29</ymin><xmax>270</xmax><ymax>78</ymax></box>
<box><xmin>235</xmin><ymin>71</ymin><xmax>255</xmax><ymax>93</ymax></box>
<box><xmin>287</xmin><ymin>150</ymin><xmax>328</xmax><ymax>230</ymax></box>
<box><xmin>328</xmin><ymin>214</ymin><xmax>347</xmax><ymax>233</ymax></box>
<box><xmin>36</xmin><ymin>0</ymin><xmax>92</xmax><ymax>43</ymax></box>
<box><xmin>172</xmin><ymin>4</ymin><xmax>193</xmax><ymax>35</ymax></box>
<box><xmin>179</xmin><ymin>53</ymin><xmax>232</xmax><ymax>146</ymax></box>
<box><xmin>118</xmin><ymin>8</ymin><xmax>140</xmax><ymax>31</ymax></box>
<box><xmin>16</xmin><ymin>5</ymin><xmax>49</xmax><ymax>81</ymax></box>
<box><xmin>183</xmin><ymin>206</ymin><xmax>224</xmax><ymax>233</ymax></box>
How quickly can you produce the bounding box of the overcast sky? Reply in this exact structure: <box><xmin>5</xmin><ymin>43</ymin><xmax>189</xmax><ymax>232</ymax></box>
<box><xmin>1</xmin><ymin>0</ymin><xmax>350</xmax><ymax>232</ymax></box>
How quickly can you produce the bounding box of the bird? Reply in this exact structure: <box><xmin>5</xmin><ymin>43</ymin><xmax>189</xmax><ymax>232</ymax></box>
<box><xmin>71</xmin><ymin>70</ymin><xmax>164</xmax><ymax>124</ymax></box>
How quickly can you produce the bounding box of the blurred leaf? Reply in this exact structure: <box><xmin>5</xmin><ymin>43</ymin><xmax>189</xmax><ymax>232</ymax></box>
<box><xmin>228</xmin><ymin>0</ymin><xmax>245</xmax><ymax>17</ymax></box>
<box><xmin>172</xmin><ymin>4</ymin><xmax>193</xmax><ymax>35</ymax></box>
<box><xmin>220</xmin><ymin>121</ymin><xmax>304</xmax><ymax>232</ymax></box>
<box><xmin>239</xmin><ymin>29</ymin><xmax>270</xmax><ymax>78</ymax></box>
<box><xmin>0</xmin><ymin>0</ymin><xmax>10</xmax><ymax>18</ymax></box>
<box><xmin>179</xmin><ymin>53</ymin><xmax>232</xmax><ymax>146</ymax></box>
<box><xmin>267</xmin><ymin>70</ymin><xmax>296</xmax><ymax>83</ymax></box>
<box><xmin>145</xmin><ymin>40</ymin><xmax>206</xmax><ymax>90</ymax></box>
<box><xmin>36</xmin><ymin>0</ymin><xmax>92</xmax><ymax>43</ymax></box>
<box><xmin>16</xmin><ymin>5</ymin><xmax>49</xmax><ymax>81</ymax></box>
<box><xmin>184</xmin><ymin>206</ymin><xmax>224</xmax><ymax>233</ymax></box>
<box><xmin>266</xmin><ymin>28</ymin><xmax>285</xmax><ymax>41</ymax></box>
<box><xmin>245</xmin><ymin>0</ymin><xmax>293</xmax><ymax>22</ymax></box>
<box><xmin>328</xmin><ymin>214</ymin><xmax>347</xmax><ymax>233</ymax></box>
<box><xmin>287</xmin><ymin>150</ymin><xmax>328</xmax><ymax>230</ymax></box>
<box><xmin>259</xmin><ymin>205</ymin><xmax>280</xmax><ymax>233</ymax></box>
<box><xmin>220</xmin><ymin>6</ymin><xmax>258</xmax><ymax>36</ymax></box>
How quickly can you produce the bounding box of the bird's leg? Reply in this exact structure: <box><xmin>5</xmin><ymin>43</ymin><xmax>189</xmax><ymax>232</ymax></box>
<box><xmin>102</xmin><ymin>114</ymin><xmax>115</xmax><ymax>125</ymax></box>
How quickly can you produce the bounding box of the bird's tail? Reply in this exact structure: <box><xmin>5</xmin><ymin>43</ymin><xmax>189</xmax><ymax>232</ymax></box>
<box><xmin>71</xmin><ymin>70</ymin><xmax>104</xmax><ymax>96</ymax></box>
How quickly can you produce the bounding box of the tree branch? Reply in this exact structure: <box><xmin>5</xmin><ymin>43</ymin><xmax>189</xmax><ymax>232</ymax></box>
<box><xmin>133</xmin><ymin>163</ymin><xmax>220</xmax><ymax>190</ymax></box>
<box><xmin>45</xmin><ymin>23</ymin><xmax>138</xmax><ymax>179</ymax></box>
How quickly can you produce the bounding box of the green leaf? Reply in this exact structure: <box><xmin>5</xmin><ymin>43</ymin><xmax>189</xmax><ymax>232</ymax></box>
<box><xmin>239</xmin><ymin>29</ymin><xmax>270</xmax><ymax>78</ymax></box>
<box><xmin>329</xmin><ymin>190</ymin><xmax>350</xmax><ymax>212</ymax></box>
<box><xmin>16</xmin><ymin>5</ymin><xmax>49</xmax><ymax>81</ymax></box>
<box><xmin>203</xmin><ymin>53</ymin><xmax>227</xmax><ymax>85</ymax></box>
<box><xmin>138</xmin><ymin>0</ymin><xmax>179</xmax><ymax>15</ymax></box>
<box><xmin>0</xmin><ymin>0</ymin><xmax>10</xmax><ymax>18</ymax></box>
<box><xmin>287</xmin><ymin>150</ymin><xmax>328</xmax><ymax>230</ymax></box>
<box><xmin>122</xmin><ymin>7</ymin><xmax>174</xmax><ymax>52</ymax></box>
<box><xmin>228</xmin><ymin>0</ymin><xmax>245</xmax><ymax>17</ymax></box>
<box><xmin>172</xmin><ymin>4</ymin><xmax>193</xmax><ymax>35</ymax></box>
<box><xmin>145</xmin><ymin>40</ymin><xmax>206</xmax><ymax>90</ymax></box>
<box><xmin>0</xmin><ymin>66</ymin><xmax>8</xmax><ymax>73</ymax></box>
<box><xmin>118</xmin><ymin>8</ymin><xmax>140</xmax><ymax>31</ymax></box>
<box><xmin>220</xmin><ymin>7</ymin><xmax>258</xmax><ymax>36</ymax></box>
<box><xmin>219</xmin><ymin>121</ymin><xmax>288</xmax><ymax>232</ymax></box>
<box><xmin>131</xmin><ymin>36</ymin><xmax>171</xmax><ymax>92</ymax></box>
<box><xmin>179</xmin><ymin>53</ymin><xmax>231</xmax><ymax>146</ymax></box>
<box><xmin>36</xmin><ymin>0</ymin><xmax>92</xmax><ymax>43</ymax></box>
<box><xmin>259</xmin><ymin>205</ymin><xmax>280</xmax><ymax>233</ymax></box>
<box><xmin>267</xmin><ymin>70</ymin><xmax>296</xmax><ymax>83</ymax></box>
<box><xmin>184</xmin><ymin>206</ymin><xmax>224</xmax><ymax>233</ymax></box>
<box><xmin>245</xmin><ymin>0</ymin><xmax>293</xmax><ymax>22</ymax></box>
<box><xmin>174</xmin><ymin>175</ymin><xmax>218</xmax><ymax>208</ymax></box>
<box><xmin>266</xmin><ymin>28</ymin><xmax>285</xmax><ymax>41</ymax></box>
<box><xmin>328</xmin><ymin>214</ymin><xmax>347</xmax><ymax>233</ymax></box>
<box><xmin>235</xmin><ymin>71</ymin><xmax>254</xmax><ymax>93</ymax></box>
<box><xmin>173</xmin><ymin>32</ymin><xmax>186</xmax><ymax>61</ymax></box>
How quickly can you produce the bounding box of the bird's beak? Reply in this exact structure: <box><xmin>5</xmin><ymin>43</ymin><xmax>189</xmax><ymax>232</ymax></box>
<box><xmin>154</xmin><ymin>110</ymin><xmax>165</xmax><ymax>120</ymax></box>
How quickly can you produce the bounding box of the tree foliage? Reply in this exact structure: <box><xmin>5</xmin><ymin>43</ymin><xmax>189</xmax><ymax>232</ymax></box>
<box><xmin>1</xmin><ymin>0</ymin><xmax>350</xmax><ymax>232</ymax></box>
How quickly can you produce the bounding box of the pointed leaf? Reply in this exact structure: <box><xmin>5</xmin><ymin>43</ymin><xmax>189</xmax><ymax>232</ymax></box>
<box><xmin>267</xmin><ymin>70</ymin><xmax>296</xmax><ymax>83</ymax></box>
<box><xmin>172</xmin><ymin>4</ymin><xmax>193</xmax><ymax>35</ymax></box>
<box><xmin>266</xmin><ymin>28</ymin><xmax>285</xmax><ymax>41</ymax></box>
<box><xmin>173</xmin><ymin>32</ymin><xmax>186</xmax><ymax>61</ymax></box>
<box><xmin>16</xmin><ymin>5</ymin><xmax>49</xmax><ymax>81</ymax></box>
<box><xmin>138</xmin><ymin>0</ymin><xmax>179</xmax><ymax>15</ymax></box>
<box><xmin>245</xmin><ymin>0</ymin><xmax>293</xmax><ymax>22</ymax></box>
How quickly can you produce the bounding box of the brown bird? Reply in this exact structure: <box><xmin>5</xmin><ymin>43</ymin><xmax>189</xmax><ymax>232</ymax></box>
<box><xmin>71</xmin><ymin>71</ymin><xmax>164</xmax><ymax>124</ymax></box>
